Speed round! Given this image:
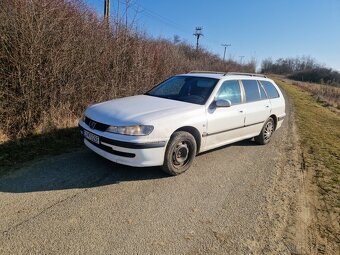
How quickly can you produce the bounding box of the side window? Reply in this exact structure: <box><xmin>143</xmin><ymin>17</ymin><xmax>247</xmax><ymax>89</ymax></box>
<box><xmin>258</xmin><ymin>81</ymin><xmax>268</xmax><ymax>99</ymax></box>
<box><xmin>261</xmin><ymin>80</ymin><xmax>280</xmax><ymax>99</ymax></box>
<box><xmin>215</xmin><ymin>80</ymin><xmax>241</xmax><ymax>105</ymax></box>
<box><xmin>242</xmin><ymin>80</ymin><xmax>261</xmax><ymax>102</ymax></box>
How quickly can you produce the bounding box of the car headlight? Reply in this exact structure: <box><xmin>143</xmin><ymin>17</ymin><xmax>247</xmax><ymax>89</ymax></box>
<box><xmin>106</xmin><ymin>125</ymin><xmax>154</xmax><ymax>136</ymax></box>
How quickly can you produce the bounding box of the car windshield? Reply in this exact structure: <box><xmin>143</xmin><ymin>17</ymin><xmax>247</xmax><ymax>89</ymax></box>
<box><xmin>146</xmin><ymin>76</ymin><xmax>218</xmax><ymax>105</ymax></box>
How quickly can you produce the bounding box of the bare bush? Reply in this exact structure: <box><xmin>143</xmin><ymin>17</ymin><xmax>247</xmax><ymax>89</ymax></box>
<box><xmin>0</xmin><ymin>0</ymin><xmax>253</xmax><ymax>140</ymax></box>
<box><xmin>293</xmin><ymin>82</ymin><xmax>340</xmax><ymax>110</ymax></box>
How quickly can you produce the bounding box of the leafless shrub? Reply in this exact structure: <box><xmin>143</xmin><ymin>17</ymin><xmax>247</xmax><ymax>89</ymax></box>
<box><xmin>293</xmin><ymin>82</ymin><xmax>340</xmax><ymax>109</ymax></box>
<box><xmin>0</xmin><ymin>0</ymin><xmax>254</xmax><ymax>140</ymax></box>
<box><xmin>292</xmin><ymin>81</ymin><xmax>300</xmax><ymax>86</ymax></box>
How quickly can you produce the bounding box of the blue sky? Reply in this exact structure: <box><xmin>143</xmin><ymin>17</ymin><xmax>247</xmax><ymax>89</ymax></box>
<box><xmin>85</xmin><ymin>0</ymin><xmax>340</xmax><ymax>71</ymax></box>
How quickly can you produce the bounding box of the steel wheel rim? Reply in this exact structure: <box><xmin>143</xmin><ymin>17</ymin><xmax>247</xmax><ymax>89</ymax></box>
<box><xmin>264</xmin><ymin>121</ymin><xmax>274</xmax><ymax>141</ymax></box>
<box><xmin>172</xmin><ymin>141</ymin><xmax>190</xmax><ymax>167</ymax></box>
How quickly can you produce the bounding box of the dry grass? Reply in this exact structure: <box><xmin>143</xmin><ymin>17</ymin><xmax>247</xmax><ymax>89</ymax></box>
<box><xmin>271</xmin><ymin>74</ymin><xmax>340</xmax><ymax>114</ymax></box>
<box><xmin>291</xmin><ymin>81</ymin><xmax>340</xmax><ymax>110</ymax></box>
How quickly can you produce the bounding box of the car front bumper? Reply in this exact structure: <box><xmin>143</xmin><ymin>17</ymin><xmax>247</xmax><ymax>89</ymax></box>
<box><xmin>79</xmin><ymin>122</ymin><xmax>167</xmax><ymax>167</ymax></box>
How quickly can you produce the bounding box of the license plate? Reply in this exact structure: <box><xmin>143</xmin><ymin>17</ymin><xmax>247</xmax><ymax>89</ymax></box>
<box><xmin>84</xmin><ymin>130</ymin><xmax>100</xmax><ymax>144</ymax></box>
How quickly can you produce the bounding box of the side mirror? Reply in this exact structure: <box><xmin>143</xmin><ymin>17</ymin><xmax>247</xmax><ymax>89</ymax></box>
<box><xmin>215</xmin><ymin>99</ymin><xmax>231</xmax><ymax>107</ymax></box>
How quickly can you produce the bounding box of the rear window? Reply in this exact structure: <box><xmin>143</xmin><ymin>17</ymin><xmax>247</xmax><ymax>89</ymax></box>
<box><xmin>261</xmin><ymin>80</ymin><xmax>280</xmax><ymax>99</ymax></box>
<box><xmin>242</xmin><ymin>80</ymin><xmax>261</xmax><ymax>102</ymax></box>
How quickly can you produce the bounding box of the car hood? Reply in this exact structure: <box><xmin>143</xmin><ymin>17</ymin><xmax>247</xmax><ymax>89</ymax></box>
<box><xmin>85</xmin><ymin>95</ymin><xmax>202</xmax><ymax>125</ymax></box>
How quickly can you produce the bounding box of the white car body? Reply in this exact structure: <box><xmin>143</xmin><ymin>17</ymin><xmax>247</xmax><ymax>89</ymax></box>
<box><xmin>79</xmin><ymin>72</ymin><xmax>286</xmax><ymax>167</ymax></box>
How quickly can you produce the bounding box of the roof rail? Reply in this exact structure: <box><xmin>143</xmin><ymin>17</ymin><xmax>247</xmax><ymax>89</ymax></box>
<box><xmin>226</xmin><ymin>72</ymin><xmax>267</xmax><ymax>78</ymax></box>
<box><xmin>188</xmin><ymin>71</ymin><xmax>267</xmax><ymax>78</ymax></box>
<box><xmin>188</xmin><ymin>70</ymin><xmax>227</xmax><ymax>75</ymax></box>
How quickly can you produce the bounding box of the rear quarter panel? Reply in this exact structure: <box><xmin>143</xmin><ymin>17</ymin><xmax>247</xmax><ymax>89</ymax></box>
<box><xmin>268</xmin><ymin>80</ymin><xmax>286</xmax><ymax>128</ymax></box>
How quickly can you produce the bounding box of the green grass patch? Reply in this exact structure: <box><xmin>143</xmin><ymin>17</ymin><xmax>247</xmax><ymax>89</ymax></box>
<box><xmin>276</xmin><ymin>79</ymin><xmax>340</xmax><ymax>204</ymax></box>
<box><xmin>0</xmin><ymin>127</ymin><xmax>83</xmax><ymax>176</ymax></box>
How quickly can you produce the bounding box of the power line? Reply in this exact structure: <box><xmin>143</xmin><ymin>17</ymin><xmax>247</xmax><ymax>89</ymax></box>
<box><xmin>119</xmin><ymin>0</ymin><xmax>190</xmax><ymax>35</ymax></box>
<box><xmin>137</xmin><ymin>5</ymin><xmax>183</xmax><ymax>30</ymax></box>
<box><xmin>123</xmin><ymin>1</ymin><xmax>219</xmax><ymax>48</ymax></box>
<box><xmin>239</xmin><ymin>55</ymin><xmax>245</xmax><ymax>64</ymax></box>
<box><xmin>114</xmin><ymin>1</ymin><xmax>224</xmax><ymax>51</ymax></box>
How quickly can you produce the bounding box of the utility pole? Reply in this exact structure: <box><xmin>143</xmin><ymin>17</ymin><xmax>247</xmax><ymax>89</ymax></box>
<box><xmin>193</xmin><ymin>27</ymin><xmax>203</xmax><ymax>51</ymax></box>
<box><xmin>221</xmin><ymin>43</ymin><xmax>231</xmax><ymax>61</ymax></box>
<box><xmin>104</xmin><ymin>0</ymin><xmax>110</xmax><ymax>27</ymax></box>
<box><xmin>125</xmin><ymin>0</ymin><xmax>129</xmax><ymax>28</ymax></box>
<box><xmin>239</xmin><ymin>55</ymin><xmax>245</xmax><ymax>64</ymax></box>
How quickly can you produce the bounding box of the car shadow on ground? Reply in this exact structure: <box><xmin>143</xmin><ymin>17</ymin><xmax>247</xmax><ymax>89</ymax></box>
<box><xmin>0</xmin><ymin>139</ymin><xmax>258</xmax><ymax>194</ymax></box>
<box><xmin>0</xmin><ymin>150</ymin><xmax>169</xmax><ymax>193</ymax></box>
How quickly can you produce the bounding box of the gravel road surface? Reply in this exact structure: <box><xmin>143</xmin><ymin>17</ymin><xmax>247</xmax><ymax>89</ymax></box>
<box><xmin>0</xmin><ymin>95</ymin><xmax>306</xmax><ymax>254</ymax></box>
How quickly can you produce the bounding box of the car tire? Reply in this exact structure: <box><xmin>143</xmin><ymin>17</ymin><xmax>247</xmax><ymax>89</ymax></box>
<box><xmin>161</xmin><ymin>131</ymin><xmax>197</xmax><ymax>176</ymax></box>
<box><xmin>255</xmin><ymin>117</ymin><xmax>275</xmax><ymax>145</ymax></box>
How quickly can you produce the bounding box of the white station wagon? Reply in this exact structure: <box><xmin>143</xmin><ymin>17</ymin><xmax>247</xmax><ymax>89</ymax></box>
<box><xmin>79</xmin><ymin>72</ymin><xmax>286</xmax><ymax>175</ymax></box>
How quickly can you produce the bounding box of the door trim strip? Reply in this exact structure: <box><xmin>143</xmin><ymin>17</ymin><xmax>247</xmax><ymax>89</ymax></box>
<box><xmin>203</xmin><ymin>121</ymin><xmax>264</xmax><ymax>137</ymax></box>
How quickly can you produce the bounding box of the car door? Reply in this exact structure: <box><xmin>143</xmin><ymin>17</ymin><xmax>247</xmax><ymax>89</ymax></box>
<box><xmin>205</xmin><ymin>80</ymin><xmax>246</xmax><ymax>150</ymax></box>
<box><xmin>260</xmin><ymin>79</ymin><xmax>285</xmax><ymax>118</ymax></box>
<box><xmin>241</xmin><ymin>79</ymin><xmax>271</xmax><ymax>137</ymax></box>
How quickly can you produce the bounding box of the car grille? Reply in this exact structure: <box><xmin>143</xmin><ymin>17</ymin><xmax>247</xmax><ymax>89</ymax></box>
<box><xmin>84</xmin><ymin>117</ymin><xmax>110</xmax><ymax>132</ymax></box>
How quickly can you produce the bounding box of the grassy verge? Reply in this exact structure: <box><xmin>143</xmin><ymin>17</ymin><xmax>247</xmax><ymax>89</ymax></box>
<box><xmin>0</xmin><ymin>127</ymin><xmax>83</xmax><ymax>176</ymax></box>
<box><xmin>275</xmin><ymin>79</ymin><xmax>340</xmax><ymax>246</ymax></box>
<box><xmin>276</xmin><ymin>79</ymin><xmax>339</xmax><ymax>195</ymax></box>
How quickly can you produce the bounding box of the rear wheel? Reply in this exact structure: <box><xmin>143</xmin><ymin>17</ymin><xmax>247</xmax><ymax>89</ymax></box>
<box><xmin>255</xmin><ymin>117</ymin><xmax>275</xmax><ymax>145</ymax></box>
<box><xmin>161</xmin><ymin>131</ymin><xmax>197</xmax><ymax>176</ymax></box>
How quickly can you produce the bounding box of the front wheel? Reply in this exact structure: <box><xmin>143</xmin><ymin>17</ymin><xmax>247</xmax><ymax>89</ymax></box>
<box><xmin>255</xmin><ymin>117</ymin><xmax>275</xmax><ymax>145</ymax></box>
<box><xmin>161</xmin><ymin>131</ymin><xmax>197</xmax><ymax>176</ymax></box>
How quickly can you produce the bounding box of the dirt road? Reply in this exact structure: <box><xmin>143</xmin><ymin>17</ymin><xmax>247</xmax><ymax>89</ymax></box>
<box><xmin>0</xmin><ymin>96</ymin><xmax>308</xmax><ymax>254</ymax></box>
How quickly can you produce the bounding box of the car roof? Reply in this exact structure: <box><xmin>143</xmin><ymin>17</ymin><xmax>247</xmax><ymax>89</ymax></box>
<box><xmin>179</xmin><ymin>71</ymin><xmax>270</xmax><ymax>81</ymax></box>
